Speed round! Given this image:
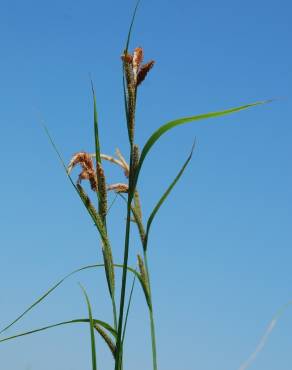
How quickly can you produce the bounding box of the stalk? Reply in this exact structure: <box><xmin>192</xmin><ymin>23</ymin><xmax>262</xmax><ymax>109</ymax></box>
<box><xmin>115</xmin><ymin>149</ymin><xmax>134</xmax><ymax>370</ymax></box>
<box><xmin>143</xmin><ymin>250</ymin><xmax>158</xmax><ymax>370</ymax></box>
<box><xmin>130</xmin><ymin>188</ymin><xmax>159</xmax><ymax>370</ymax></box>
<box><xmin>112</xmin><ymin>297</ymin><xmax>118</xmax><ymax>331</ymax></box>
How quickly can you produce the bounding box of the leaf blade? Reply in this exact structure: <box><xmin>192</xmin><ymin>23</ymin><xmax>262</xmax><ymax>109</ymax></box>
<box><xmin>0</xmin><ymin>264</ymin><xmax>104</xmax><ymax>335</ymax></box>
<box><xmin>144</xmin><ymin>143</ymin><xmax>195</xmax><ymax>250</ymax></box>
<box><xmin>80</xmin><ymin>284</ymin><xmax>98</xmax><ymax>370</ymax></box>
<box><xmin>135</xmin><ymin>100</ymin><xmax>271</xmax><ymax>187</ymax></box>
<box><xmin>0</xmin><ymin>318</ymin><xmax>112</xmax><ymax>343</ymax></box>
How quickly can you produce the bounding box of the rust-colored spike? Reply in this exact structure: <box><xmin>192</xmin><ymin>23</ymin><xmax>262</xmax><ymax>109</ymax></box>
<box><xmin>107</xmin><ymin>183</ymin><xmax>129</xmax><ymax>193</ymax></box>
<box><xmin>137</xmin><ymin>60</ymin><xmax>155</xmax><ymax>86</ymax></box>
<box><xmin>68</xmin><ymin>152</ymin><xmax>95</xmax><ymax>173</ymax></box>
<box><xmin>121</xmin><ymin>52</ymin><xmax>133</xmax><ymax>64</ymax></box>
<box><xmin>68</xmin><ymin>152</ymin><xmax>98</xmax><ymax>192</ymax></box>
<box><xmin>78</xmin><ymin>169</ymin><xmax>98</xmax><ymax>192</ymax></box>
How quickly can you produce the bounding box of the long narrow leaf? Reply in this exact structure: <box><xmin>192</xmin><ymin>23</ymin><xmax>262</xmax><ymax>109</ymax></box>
<box><xmin>91</xmin><ymin>82</ymin><xmax>101</xmax><ymax>165</ymax></box>
<box><xmin>144</xmin><ymin>143</ymin><xmax>195</xmax><ymax>250</ymax></box>
<box><xmin>0</xmin><ymin>264</ymin><xmax>141</xmax><ymax>336</ymax></box>
<box><xmin>122</xmin><ymin>270</ymin><xmax>137</xmax><ymax>343</ymax></box>
<box><xmin>134</xmin><ymin>100</ymin><xmax>271</xmax><ymax>187</ymax></box>
<box><xmin>0</xmin><ymin>264</ymin><xmax>103</xmax><ymax>335</ymax></box>
<box><xmin>125</xmin><ymin>0</ymin><xmax>141</xmax><ymax>52</ymax></box>
<box><xmin>0</xmin><ymin>318</ymin><xmax>112</xmax><ymax>343</ymax></box>
<box><xmin>80</xmin><ymin>284</ymin><xmax>98</xmax><ymax>370</ymax></box>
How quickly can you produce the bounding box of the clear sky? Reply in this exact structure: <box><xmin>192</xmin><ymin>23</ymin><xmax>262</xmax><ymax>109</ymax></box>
<box><xmin>0</xmin><ymin>1</ymin><xmax>291</xmax><ymax>370</ymax></box>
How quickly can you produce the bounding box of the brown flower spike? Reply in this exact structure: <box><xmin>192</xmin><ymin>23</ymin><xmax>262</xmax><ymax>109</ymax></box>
<box><xmin>68</xmin><ymin>152</ymin><xmax>97</xmax><ymax>191</ymax></box>
<box><xmin>121</xmin><ymin>47</ymin><xmax>155</xmax><ymax>87</ymax></box>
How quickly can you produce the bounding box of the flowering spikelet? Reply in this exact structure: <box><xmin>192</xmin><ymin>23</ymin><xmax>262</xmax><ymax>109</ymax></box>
<box><xmin>137</xmin><ymin>60</ymin><xmax>155</xmax><ymax>86</ymax></box>
<box><xmin>76</xmin><ymin>184</ymin><xmax>99</xmax><ymax>220</ymax></box>
<box><xmin>107</xmin><ymin>183</ymin><xmax>129</xmax><ymax>193</ymax></box>
<box><xmin>96</xmin><ymin>162</ymin><xmax>108</xmax><ymax>219</ymax></box>
<box><xmin>132</xmin><ymin>47</ymin><xmax>143</xmax><ymax>82</ymax></box>
<box><xmin>132</xmin><ymin>144</ymin><xmax>140</xmax><ymax>174</ymax></box>
<box><xmin>78</xmin><ymin>169</ymin><xmax>98</xmax><ymax>192</ymax></box>
<box><xmin>68</xmin><ymin>152</ymin><xmax>94</xmax><ymax>172</ymax></box>
<box><xmin>122</xmin><ymin>52</ymin><xmax>134</xmax><ymax>88</ymax></box>
<box><xmin>68</xmin><ymin>152</ymin><xmax>97</xmax><ymax>191</ymax></box>
<box><xmin>137</xmin><ymin>254</ymin><xmax>151</xmax><ymax>308</ymax></box>
<box><xmin>94</xmin><ymin>323</ymin><xmax>116</xmax><ymax>358</ymax></box>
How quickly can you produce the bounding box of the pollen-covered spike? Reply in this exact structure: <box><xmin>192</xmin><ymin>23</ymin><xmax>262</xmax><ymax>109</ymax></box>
<box><xmin>137</xmin><ymin>60</ymin><xmax>155</xmax><ymax>86</ymax></box>
<box><xmin>121</xmin><ymin>52</ymin><xmax>133</xmax><ymax>64</ymax></box>
<box><xmin>133</xmin><ymin>47</ymin><xmax>143</xmax><ymax>81</ymax></box>
<box><xmin>68</xmin><ymin>152</ymin><xmax>95</xmax><ymax>173</ymax></box>
<box><xmin>68</xmin><ymin>152</ymin><xmax>98</xmax><ymax>192</ymax></box>
<box><xmin>107</xmin><ymin>183</ymin><xmax>129</xmax><ymax>193</ymax></box>
<box><xmin>77</xmin><ymin>169</ymin><xmax>98</xmax><ymax>192</ymax></box>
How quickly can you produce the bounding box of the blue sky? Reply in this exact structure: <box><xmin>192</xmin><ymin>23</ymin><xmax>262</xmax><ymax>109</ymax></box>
<box><xmin>0</xmin><ymin>0</ymin><xmax>291</xmax><ymax>369</ymax></box>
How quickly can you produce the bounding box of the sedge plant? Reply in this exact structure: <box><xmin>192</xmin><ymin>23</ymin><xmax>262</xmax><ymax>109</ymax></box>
<box><xmin>0</xmin><ymin>4</ymin><xmax>271</xmax><ymax>370</ymax></box>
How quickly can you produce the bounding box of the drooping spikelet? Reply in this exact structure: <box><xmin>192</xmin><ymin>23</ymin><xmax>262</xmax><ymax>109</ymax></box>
<box><xmin>68</xmin><ymin>152</ymin><xmax>98</xmax><ymax>191</ymax></box>
<box><xmin>94</xmin><ymin>323</ymin><xmax>116</xmax><ymax>358</ymax></box>
<box><xmin>77</xmin><ymin>169</ymin><xmax>98</xmax><ymax>192</ymax></box>
<box><xmin>137</xmin><ymin>60</ymin><xmax>155</xmax><ymax>86</ymax></box>
<box><xmin>107</xmin><ymin>183</ymin><xmax>129</xmax><ymax>193</ymax></box>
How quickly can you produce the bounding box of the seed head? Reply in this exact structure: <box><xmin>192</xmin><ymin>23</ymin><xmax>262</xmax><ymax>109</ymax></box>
<box><xmin>107</xmin><ymin>183</ymin><xmax>129</xmax><ymax>193</ymax></box>
<box><xmin>68</xmin><ymin>152</ymin><xmax>98</xmax><ymax>191</ymax></box>
<box><xmin>137</xmin><ymin>61</ymin><xmax>155</xmax><ymax>86</ymax></box>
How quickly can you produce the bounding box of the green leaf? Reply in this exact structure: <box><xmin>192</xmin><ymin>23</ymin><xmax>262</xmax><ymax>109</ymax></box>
<box><xmin>0</xmin><ymin>264</ymin><xmax>142</xmax><ymax>337</ymax></box>
<box><xmin>0</xmin><ymin>318</ymin><xmax>114</xmax><ymax>343</ymax></box>
<box><xmin>134</xmin><ymin>100</ymin><xmax>271</xmax><ymax>188</ymax></box>
<box><xmin>80</xmin><ymin>284</ymin><xmax>98</xmax><ymax>370</ymax></box>
<box><xmin>125</xmin><ymin>0</ymin><xmax>141</xmax><ymax>52</ymax></box>
<box><xmin>91</xmin><ymin>82</ymin><xmax>101</xmax><ymax>165</ymax></box>
<box><xmin>0</xmin><ymin>264</ymin><xmax>104</xmax><ymax>335</ymax></box>
<box><xmin>122</xmin><ymin>270</ymin><xmax>137</xmax><ymax>344</ymax></box>
<box><xmin>144</xmin><ymin>143</ymin><xmax>195</xmax><ymax>251</ymax></box>
<box><xmin>42</xmin><ymin>124</ymin><xmax>114</xmax><ymax>298</ymax></box>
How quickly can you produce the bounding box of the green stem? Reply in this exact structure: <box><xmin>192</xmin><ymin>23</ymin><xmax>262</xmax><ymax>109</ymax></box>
<box><xmin>115</xmin><ymin>150</ymin><xmax>134</xmax><ymax>370</ymax></box>
<box><xmin>143</xmin><ymin>250</ymin><xmax>158</xmax><ymax>370</ymax></box>
<box><xmin>112</xmin><ymin>297</ymin><xmax>118</xmax><ymax>331</ymax></box>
